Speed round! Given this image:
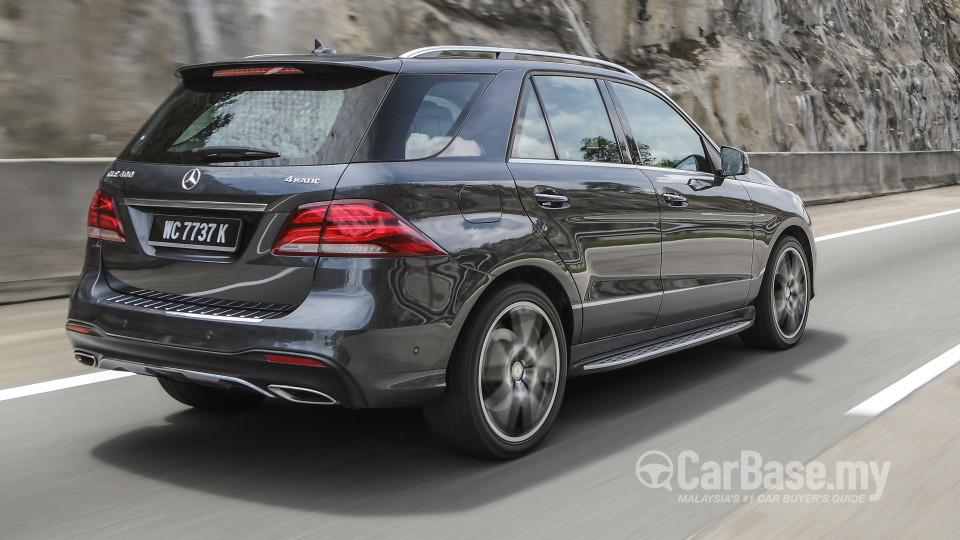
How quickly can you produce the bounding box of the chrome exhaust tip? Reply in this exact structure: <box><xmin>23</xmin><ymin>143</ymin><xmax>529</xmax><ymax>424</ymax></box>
<box><xmin>268</xmin><ymin>384</ymin><xmax>339</xmax><ymax>405</ymax></box>
<box><xmin>74</xmin><ymin>350</ymin><xmax>98</xmax><ymax>367</ymax></box>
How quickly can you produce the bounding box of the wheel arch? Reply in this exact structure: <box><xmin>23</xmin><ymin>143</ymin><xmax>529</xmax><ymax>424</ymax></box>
<box><xmin>451</xmin><ymin>260</ymin><xmax>579</xmax><ymax>368</ymax></box>
<box><xmin>491</xmin><ymin>266</ymin><xmax>575</xmax><ymax>348</ymax></box>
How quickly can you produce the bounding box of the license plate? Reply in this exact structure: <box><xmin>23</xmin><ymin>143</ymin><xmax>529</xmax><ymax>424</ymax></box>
<box><xmin>148</xmin><ymin>214</ymin><xmax>242</xmax><ymax>252</ymax></box>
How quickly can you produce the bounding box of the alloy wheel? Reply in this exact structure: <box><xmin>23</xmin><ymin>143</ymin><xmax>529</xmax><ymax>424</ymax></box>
<box><xmin>772</xmin><ymin>246</ymin><xmax>808</xmax><ymax>340</ymax></box>
<box><xmin>477</xmin><ymin>301</ymin><xmax>561</xmax><ymax>443</ymax></box>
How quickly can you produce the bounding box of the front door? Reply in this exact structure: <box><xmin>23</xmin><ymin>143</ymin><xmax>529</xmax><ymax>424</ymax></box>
<box><xmin>606</xmin><ymin>81</ymin><xmax>755</xmax><ymax>326</ymax></box>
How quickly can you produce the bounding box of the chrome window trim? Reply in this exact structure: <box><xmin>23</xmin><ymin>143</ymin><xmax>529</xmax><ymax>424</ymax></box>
<box><xmin>509</xmin><ymin>158</ymin><xmax>639</xmax><ymax>169</ymax></box>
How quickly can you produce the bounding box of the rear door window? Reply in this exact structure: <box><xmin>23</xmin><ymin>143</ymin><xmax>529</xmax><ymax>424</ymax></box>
<box><xmin>531</xmin><ymin>76</ymin><xmax>621</xmax><ymax>163</ymax></box>
<box><xmin>510</xmin><ymin>81</ymin><xmax>556</xmax><ymax>159</ymax></box>
<box><xmin>119</xmin><ymin>73</ymin><xmax>394</xmax><ymax>166</ymax></box>
<box><xmin>610</xmin><ymin>82</ymin><xmax>711</xmax><ymax>172</ymax></box>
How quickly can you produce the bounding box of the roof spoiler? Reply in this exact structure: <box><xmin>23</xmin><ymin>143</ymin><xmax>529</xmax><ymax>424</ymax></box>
<box><xmin>176</xmin><ymin>54</ymin><xmax>399</xmax><ymax>80</ymax></box>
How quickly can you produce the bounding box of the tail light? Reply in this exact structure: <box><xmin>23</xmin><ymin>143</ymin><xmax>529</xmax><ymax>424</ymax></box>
<box><xmin>272</xmin><ymin>199</ymin><xmax>445</xmax><ymax>257</ymax></box>
<box><xmin>87</xmin><ymin>190</ymin><xmax>125</xmax><ymax>243</ymax></box>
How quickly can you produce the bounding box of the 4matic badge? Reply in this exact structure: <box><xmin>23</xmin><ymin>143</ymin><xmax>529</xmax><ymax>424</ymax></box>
<box><xmin>284</xmin><ymin>175</ymin><xmax>323</xmax><ymax>184</ymax></box>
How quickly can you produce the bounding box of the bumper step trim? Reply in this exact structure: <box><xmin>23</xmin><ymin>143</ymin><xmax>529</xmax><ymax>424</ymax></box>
<box><xmin>99</xmin><ymin>290</ymin><xmax>292</xmax><ymax>322</ymax></box>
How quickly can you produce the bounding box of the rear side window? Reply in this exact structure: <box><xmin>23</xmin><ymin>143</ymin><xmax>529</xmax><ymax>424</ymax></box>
<box><xmin>511</xmin><ymin>81</ymin><xmax>555</xmax><ymax>159</ymax></box>
<box><xmin>354</xmin><ymin>74</ymin><xmax>493</xmax><ymax>161</ymax></box>
<box><xmin>532</xmin><ymin>76</ymin><xmax>621</xmax><ymax>163</ymax></box>
<box><xmin>610</xmin><ymin>82</ymin><xmax>710</xmax><ymax>172</ymax></box>
<box><xmin>118</xmin><ymin>73</ymin><xmax>393</xmax><ymax>166</ymax></box>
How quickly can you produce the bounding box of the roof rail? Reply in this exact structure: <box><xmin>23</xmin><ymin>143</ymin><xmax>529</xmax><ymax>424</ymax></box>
<box><xmin>399</xmin><ymin>46</ymin><xmax>639</xmax><ymax>79</ymax></box>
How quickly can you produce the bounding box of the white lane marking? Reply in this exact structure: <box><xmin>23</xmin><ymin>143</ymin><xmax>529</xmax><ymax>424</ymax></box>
<box><xmin>0</xmin><ymin>371</ymin><xmax>135</xmax><ymax>402</ymax></box>
<box><xmin>815</xmin><ymin>208</ymin><xmax>960</xmax><ymax>242</ymax></box>
<box><xmin>846</xmin><ymin>342</ymin><xmax>960</xmax><ymax>417</ymax></box>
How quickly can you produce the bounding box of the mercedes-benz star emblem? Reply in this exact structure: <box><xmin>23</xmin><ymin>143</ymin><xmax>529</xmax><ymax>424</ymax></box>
<box><xmin>182</xmin><ymin>168</ymin><xmax>201</xmax><ymax>190</ymax></box>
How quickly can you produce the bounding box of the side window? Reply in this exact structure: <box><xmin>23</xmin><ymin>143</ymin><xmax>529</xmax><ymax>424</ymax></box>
<box><xmin>511</xmin><ymin>81</ymin><xmax>555</xmax><ymax>159</ymax></box>
<box><xmin>353</xmin><ymin>74</ymin><xmax>492</xmax><ymax>162</ymax></box>
<box><xmin>611</xmin><ymin>82</ymin><xmax>710</xmax><ymax>172</ymax></box>
<box><xmin>404</xmin><ymin>80</ymin><xmax>485</xmax><ymax>159</ymax></box>
<box><xmin>532</xmin><ymin>76</ymin><xmax>621</xmax><ymax>163</ymax></box>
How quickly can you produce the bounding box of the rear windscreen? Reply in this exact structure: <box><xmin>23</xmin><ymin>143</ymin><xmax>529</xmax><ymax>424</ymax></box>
<box><xmin>118</xmin><ymin>73</ymin><xmax>394</xmax><ymax>166</ymax></box>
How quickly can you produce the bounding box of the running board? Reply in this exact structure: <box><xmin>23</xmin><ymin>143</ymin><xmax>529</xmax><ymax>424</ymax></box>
<box><xmin>580</xmin><ymin>319</ymin><xmax>753</xmax><ymax>372</ymax></box>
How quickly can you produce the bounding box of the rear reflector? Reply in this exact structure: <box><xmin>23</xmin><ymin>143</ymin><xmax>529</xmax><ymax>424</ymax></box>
<box><xmin>271</xmin><ymin>199</ymin><xmax>446</xmax><ymax>257</ymax></box>
<box><xmin>87</xmin><ymin>190</ymin><xmax>125</xmax><ymax>243</ymax></box>
<box><xmin>212</xmin><ymin>67</ymin><xmax>305</xmax><ymax>77</ymax></box>
<box><xmin>265</xmin><ymin>354</ymin><xmax>327</xmax><ymax>367</ymax></box>
<box><xmin>66</xmin><ymin>324</ymin><xmax>90</xmax><ymax>334</ymax></box>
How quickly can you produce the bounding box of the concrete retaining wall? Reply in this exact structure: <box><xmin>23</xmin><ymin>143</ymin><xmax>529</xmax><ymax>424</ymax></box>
<box><xmin>1</xmin><ymin>151</ymin><xmax>959</xmax><ymax>304</ymax></box>
<box><xmin>750</xmin><ymin>151</ymin><xmax>960</xmax><ymax>204</ymax></box>
<box><xmin>0</xmin><ymin>159</ymin><xmax>111</xmax><ymax>303</ymax></box>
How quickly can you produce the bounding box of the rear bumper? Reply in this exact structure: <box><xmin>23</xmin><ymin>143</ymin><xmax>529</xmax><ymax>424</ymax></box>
<box><xmin>67</xmin><ymin>256</ymin><xmax>489</xmax><ymax>408</ymax></box>
<box><xmin>68</xmin><ymin>328</ymin><xmax>368</xmax><ymax>406</ymax></box>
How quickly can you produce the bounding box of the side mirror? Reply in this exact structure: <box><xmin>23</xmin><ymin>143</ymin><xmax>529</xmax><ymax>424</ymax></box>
<box><xmin>720</xmin><ymin>146</ymin><xmax>749</xmax><ymax>177</ymax></box>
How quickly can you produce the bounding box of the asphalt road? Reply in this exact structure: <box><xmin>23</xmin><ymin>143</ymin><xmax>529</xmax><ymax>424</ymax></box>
<box><xmin>2</xmin><ymin>187</ymin><xmax>960</xmax><ymax>539</ymax></box>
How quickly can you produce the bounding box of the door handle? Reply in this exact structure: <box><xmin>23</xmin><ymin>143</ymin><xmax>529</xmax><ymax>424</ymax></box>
<box><xmin>534</xmin><ymin>190</ymin><xmax>569</xmax><ymax>209</ymax></box>
<box><xmin>662</xmin><ymin>192</ymin><xmax>688</xmax><ymax>207</ymax></box>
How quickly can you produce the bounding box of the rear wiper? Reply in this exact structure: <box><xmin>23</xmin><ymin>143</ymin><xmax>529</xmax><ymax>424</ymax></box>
<box><xmin>192</xmin><ymin>146</ymin><xmax>281</xmax><ymax>163</ymax></box>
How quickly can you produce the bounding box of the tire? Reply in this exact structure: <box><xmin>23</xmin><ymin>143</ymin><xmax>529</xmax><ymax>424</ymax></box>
<box><xmin>157</xmin><ymin>377</ymin><xmax>266</xmax><ymax>412</ymax></box>
<box><xmin>424</xmin><ymin>282</ymin><xmax>567</xmax><ymax>459</ymax></box>
<box><xmin>741</xmin><ymin>235</ymin><xmax>810</xmax><ymax>349</ymax></box>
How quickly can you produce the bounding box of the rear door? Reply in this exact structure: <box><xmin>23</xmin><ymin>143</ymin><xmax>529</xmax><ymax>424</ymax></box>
<box><xmin>507</xmin><ymin>75</ymin><xmax>662</xmax><ymax>342</ymax></box>
<box><xmin>100</xmin><ymin>64</ymin><xmax>395</xmax><ymax>306</ymax></box>
<box><xmin>606</xmin><ymin>81</ymin><xmax>755</xmax><ymax>326</ymax></box>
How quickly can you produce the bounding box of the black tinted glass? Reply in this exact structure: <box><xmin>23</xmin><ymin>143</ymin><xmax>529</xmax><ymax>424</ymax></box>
<box><xmin>118</xmin><ymin>74</ymin><xmax>393</xmax><ymax>166</ymax></box>
<box><xmin>354</xmin><ymin>74</ymin><xmax>493</xmax><ymax>162</ymax></box>
<box><xmin>532</xmin><ymin>76</ymin><xmax>620</xmax><ymax>163</ymax></box>
<box><xmin>611</xmin><ymin>82</ymin><xmax>710</xmax><ymax>172</ymax></box>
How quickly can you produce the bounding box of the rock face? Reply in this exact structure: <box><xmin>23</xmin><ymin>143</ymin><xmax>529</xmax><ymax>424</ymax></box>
<box><xmin>2</xmin><ymin>0</ymin><xmax>959</xmax><ymax>157</ymax></box>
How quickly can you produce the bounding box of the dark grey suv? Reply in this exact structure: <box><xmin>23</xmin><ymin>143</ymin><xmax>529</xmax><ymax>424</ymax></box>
<box><xmin>67</xmin><ymin>44</ymin><xmax>815</xmax><ymax>458</ymax></box>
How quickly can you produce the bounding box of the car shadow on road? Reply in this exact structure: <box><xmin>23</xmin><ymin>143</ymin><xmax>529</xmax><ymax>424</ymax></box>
<box><xmin>91</xmin><ymin>329</ymin><xmax>845</xmax><ymax>515</ymax></box>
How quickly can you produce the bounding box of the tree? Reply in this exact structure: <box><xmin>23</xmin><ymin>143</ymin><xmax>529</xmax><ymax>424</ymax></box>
<box><xmin>579</xmin><ymin>136</ymin><xmax>620</xmax><ymax>162</ymax></box>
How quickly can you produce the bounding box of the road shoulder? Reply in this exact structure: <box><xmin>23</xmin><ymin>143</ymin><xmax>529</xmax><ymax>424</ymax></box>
<box><xmin>700</xmin><ymin>361</ymin><xmax>960</xmax><ymax>539</ymax></box>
